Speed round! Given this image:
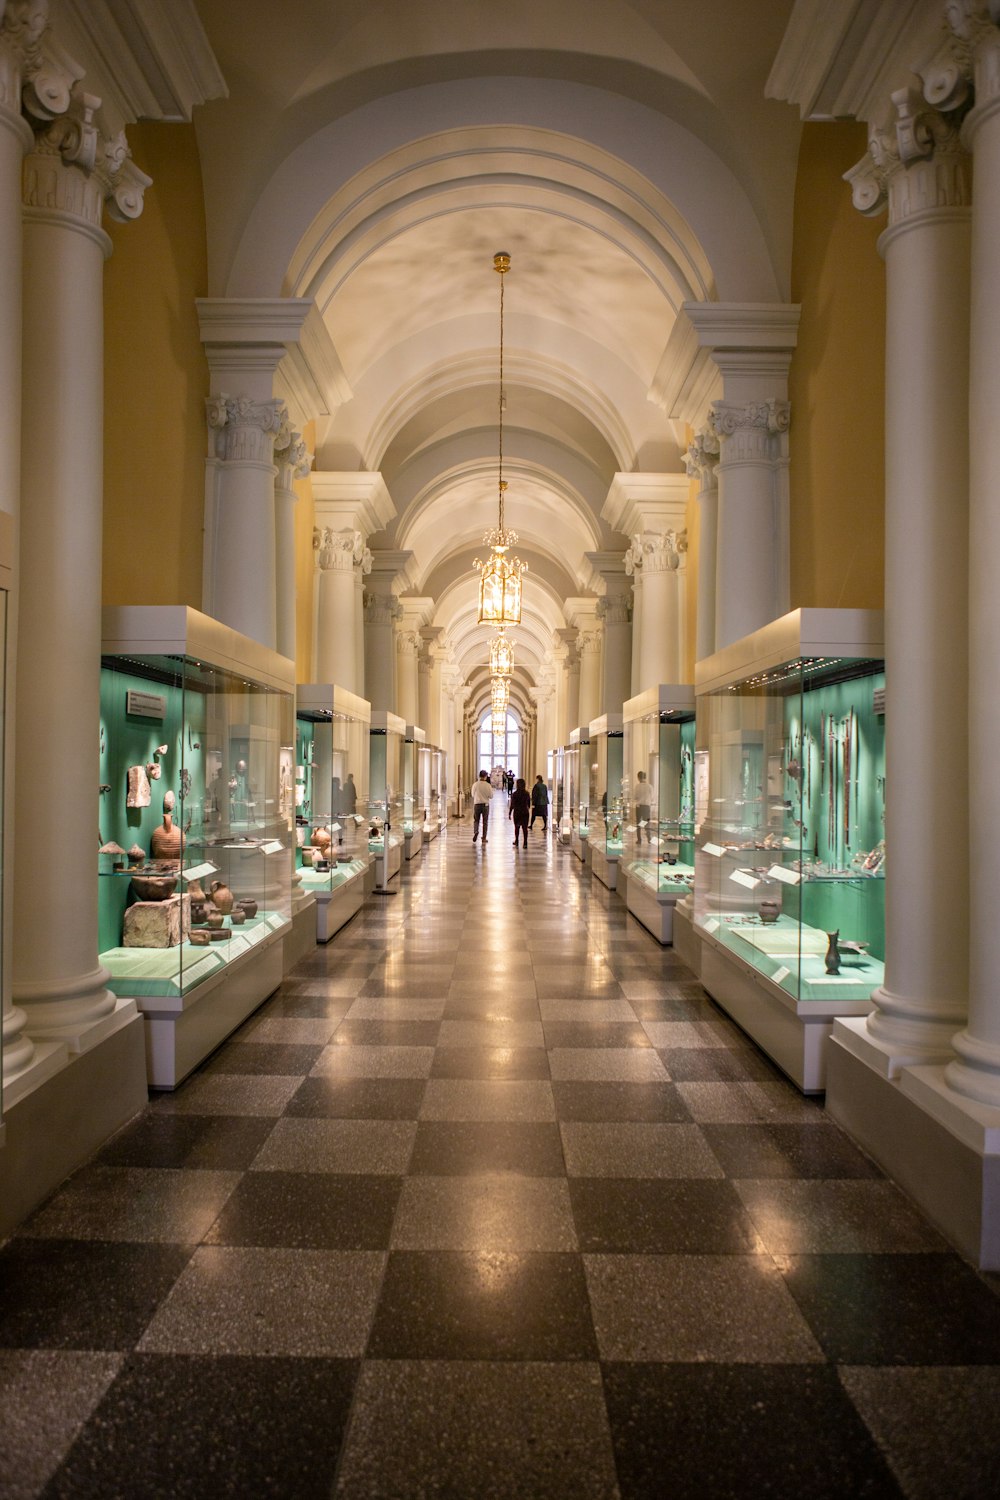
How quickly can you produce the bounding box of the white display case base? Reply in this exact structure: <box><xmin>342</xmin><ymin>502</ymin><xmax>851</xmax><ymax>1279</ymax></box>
<box><xmin>404</xmin><ymin>827</ymin><xmax>423</xmax><ymax>860</ymax></box>
<box><xmin>590</xmin><ymin>845</ymin><xmax>620</xmax><ymax>891</ymax></box>
<box><xmin>698</xmin><ymin>931</ymin><xmax>872</xmax><ymax>1094</ymax></box>
<box><xmin>137</xmin><ymin>925</ymin><xmax>286</xmax><ymax>1088</ymax></box>
<box><xmin>673</xmin><ymin>900</ymin><xmax>701</xmax><ymax>977</ymax></box>
<box><xmin>0</xmin><ymin>1014</ymin><xmax>147</xmax><ymax>1239</ymax></box>
<box><xmin>315</xmin><ymin>866</ymin><xmax>366</xmax><ymax>942</ymax></box>
<box><xmin>626</xmin><ymin>879</ymin><xmax>681</xmax><ymax>945</ymax></box>
<box><xmin>827</xmin><ymin>1020</ymin><xmax>1000</xmax><ymax>1270</ymax></box>
<box><xmin>571</xmin><ymin>831</ymin><xmax>591</xmax><ymax>867</ymax></box>
<box><xmin>373</xmin><ymin>840</ymin><xmax>402</xmax><ymax>890</ymax></box>
<box><xmin>284</xmin><ymin>895</ymin><xmax>317</xmax><ymax>972</ymax></box>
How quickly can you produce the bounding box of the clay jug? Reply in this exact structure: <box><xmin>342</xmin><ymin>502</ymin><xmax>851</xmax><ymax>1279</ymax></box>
<box><xmin>825</xmin><ymin>930</ymin><xmax>841</xmax><ymax>975</ymax></box>
<box><xmin>210</xmin><ymin>879</ymin><xmax>234</xmax><ymax>915</ymax></box>
<box><xmin>758</xmin><ymin>899</ymin><xmax>781</xmax><ymax>925</ymax></box>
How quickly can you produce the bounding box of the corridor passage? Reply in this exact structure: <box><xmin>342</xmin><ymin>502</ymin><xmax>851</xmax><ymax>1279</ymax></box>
<box><xmin>2</xmin><ymin>823</ymin><xmax>1000</xmax><ymax>1498</ymax></box>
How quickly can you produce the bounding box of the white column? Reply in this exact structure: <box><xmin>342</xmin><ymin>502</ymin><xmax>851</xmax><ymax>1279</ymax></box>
<box><xmin>682</xmin><ymin>305</ymin><xmax>799</xmax><ymax>650</ymax></box>
<box><xmin>314</xmin><ymin>528</ymin><xmax>362</xmax><ymax>689</ymax></box>
<box><xmin>16</xmin><ymin>103</ymin><xmax>150</xmax><ymax>1045</ymax></box>
<box><xmin>274</xmin><ymin>424</ymin><xmax>310</xmax><ymax>664</ymax></box>
<box><xmin>578</xmin><ymin>630</ymin><xmax>602</xmax><ymax>728</ymax></box>
<box><xmin>364</xmin><ymin>586</ymin><xmax>398</xmax><ymax>714</ymax></box>
<box><xmin>396</xmin><ymin>627</ymin><xmax>420</xmax><ymax>725</ymax></box>
<box><xmin>685</xmin><ymin>429</ymin><xmax>720</xmax><ymax>662</ymax></box>
<box><xmin>421</xmin><ymin>626</ymin><xmax>444</xmax><ymax>744</ymax></box>
<box><xmin>354</xmin><ymin>557</ymin><xmax>368</xmax><ymax>696</ymax></box>
<box><xmin>944</xmin><ymin>14</ymin><xmax>1000</xmax><ymax>1107</ymax></box>
<box><xmin>840</xmin><ymin>91</ymin><xmax>972</xmax><ymax>1069</ymax></box>
<box><xmin>587</xmin><ymin>554</ymin><xmax>633</xmax><ymax>716</ymax></box>
<box><xmin>604</xmin><ymin>474</ymin><xmax>689</xmax><ymax>692</ymax></box>
<box><xmin>0</xmin><ymin>13</ymin><xmax>36</xmax><ymax>1082</ymax></box>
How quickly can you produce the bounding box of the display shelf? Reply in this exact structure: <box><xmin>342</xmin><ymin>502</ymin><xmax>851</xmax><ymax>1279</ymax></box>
<box><xmin>369</xmin><ymin>710</ymin><xmax>405</xmax><ymax>890</ymax></box>
<box><xmin>100</xmin><ymin>606</ymin><xmax>294</xmax><ymax>1086</ymax></box>
<box><xmin>296</xmin><ymin>685</ymin><xmax>371</xmax><ymax>944</ymax></box>
<box><xmin>402</xmin><ymin>725</ymin><xmax>425</xmax><ymax>860</ymax></box>
<box><xmin>588</xmin><ymin>713</ymin><xmax>624</xmax><ymax>890</ymax></box>
<box><xmin>622</xmin><ymin>686</ymin><xmax>695</xmax><ymax>942</ymax></box>
<box><xmin>693</xmin><ymin>607</ymin><xmax>885</xmax><ymax>1090</ymax></box>
<box><xmin>568</xmin><ymin>726</ymin><xmax>591</xmax><ymax>865</ymax></box>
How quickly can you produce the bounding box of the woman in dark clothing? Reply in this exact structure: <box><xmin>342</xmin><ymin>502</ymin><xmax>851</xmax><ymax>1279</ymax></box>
<box><xmin>509</xmin><ymin>777</ymin><xmax>531</xmax><ymax>848</ymax></box>
<box><xmin>530</xmin><ymin>774</ymin><xmax>548</xmax><ymax>833</ymax></box>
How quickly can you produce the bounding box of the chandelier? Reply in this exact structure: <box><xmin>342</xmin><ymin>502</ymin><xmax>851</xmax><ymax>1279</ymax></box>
<box><xmin>490</xmin><ymin>673</ymin><xmax>510</xmax><ymax>739</ymax></box>
<box><xmin>489</xmin><ymin>627</ymin><xmax>514</xmax><ymax>677</ymax></box>
<box><xmin>474</xmin><ymin>251</ymin><xmax>527</xmax><ymax>626</ymax></box>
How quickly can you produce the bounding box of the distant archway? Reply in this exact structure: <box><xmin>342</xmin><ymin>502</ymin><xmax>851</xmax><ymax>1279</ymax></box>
<box><xmin>477</xmin><ymin>710</ymin><xmax>521</xmax><ymax>782</ymax></box>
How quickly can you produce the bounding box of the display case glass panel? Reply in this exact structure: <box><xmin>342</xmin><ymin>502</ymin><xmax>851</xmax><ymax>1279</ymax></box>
<box><xmin>369</xmin><ymin>712</ymin><xmax>404</xmax><ymax>859</ymax></box>
<box><xmin>99</xmin><ymin>609</ymin><xmax>293</xmax><ymax>1001</ymax></box>
<box><xmin>623</xmin><ymin>689</ymin><xmax>695</xmax><ymax>899</ymax></box>
<box><xmin>589</xmin><ymin>717</ymin><xmax>624</xmax><ymax>859</ymax></box>
<box><xmin>561</xmin><ymin>742</ymin><xmax>578</xmax><ymax>836</ymax></box>
<box><xmin>552</xmin><ymin>746</ymin><xmax>565</xmax><ymax>828</ymax></box>
<box><xmin>401</xmin><ymin>726</ymin><xmax>425</xmax><ymax>835</ymax></box>
<box><xmin>694</xmin><ymin>613</ymin><xmax>886</xmax><ymax>1003</ymax></box>
<box><xmin>296</xmin><ymin>685</ymin><xmax>370</xmax><ymax>896</ymax></box>
<box><xmin>569</xmin><ymin>728</ymin><xmax>590</xmax><ymax>837</ymax></box>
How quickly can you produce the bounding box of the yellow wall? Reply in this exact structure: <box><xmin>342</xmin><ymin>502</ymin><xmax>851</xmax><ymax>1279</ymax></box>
<box><xmin>788</xmin><ymin>121</ymin><xmax>886</xmax><ymax>608</ymax></box>
<box><xmin>294</xmin><ymin>422</ymin><xmax>317</xmax><ymax>680</ymax></box>
<box><xmin>103</xmin><ymin>122</ymin><xmax>208</xmax><ymax>607</ymax></box>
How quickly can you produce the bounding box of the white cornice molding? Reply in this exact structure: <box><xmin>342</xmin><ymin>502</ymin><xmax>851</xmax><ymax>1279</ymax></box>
<box><xmin>602</xmin><ymin>473</ymin><xmax>691</xmax><ymax>537</ymax></box>
<box><xmin>766</xmin><ymin>0</ymin><xmax>944</xmax><ymax>124</ymax></box>
<box><xmin>681</xmin><ymin>302</ymin><xmax>801</xmax><ymax>352</ymax></box>
<box><xmin>583</xmin><ymin>551</ymin><xmax>630</xmax><ymax>595</ymax></box>
<box><xmin>648</xmin><ymin>314</ymin><xmax>722</xmax><ymax>426</ymax></box>
<box><xmin>55</xmin><ymin>0</ymin><xmax>227</xmax><ymax>135</ymax></box>
<box><xmin>367</xmin><ymin>548</ymin><xmax>416</xmax><ymax>595</ymax></box>
<box><xmin>198</xmin><ymin>298</ymin><xmax>351</xmax><ymax>423</ymax></box>
<box><xmin>312</xmin><ymin>472</ymin><xmax>396</xmax><ymax>538</ymax></box>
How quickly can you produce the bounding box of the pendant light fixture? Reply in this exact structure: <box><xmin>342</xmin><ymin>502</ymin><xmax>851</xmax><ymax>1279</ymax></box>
<box><xmin>489</xmin><ymin>626</ymin><xmax>514</xmax><ymax>678</ymax></box>
<box><xmin>474</xmin><ymin>251</ymin><xmax>527</xmax><ymax>626</ymax></box>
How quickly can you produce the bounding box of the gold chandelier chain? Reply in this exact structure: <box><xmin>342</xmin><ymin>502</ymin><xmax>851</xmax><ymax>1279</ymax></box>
<box><xmin>498</xmin><ymin>262</ymin><xmax>505</xmax><ymax>535</ymax></box>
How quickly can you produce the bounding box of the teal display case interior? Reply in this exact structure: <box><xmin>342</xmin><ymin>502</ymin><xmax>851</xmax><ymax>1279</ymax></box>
<box><xmin>295</xmin><ymin>700</ymin><xmax>369</xmax><ymax>890</ymax></box>
<box><xmin>368</xmin><ymin>722</ymin><xmax>403</xmax><ymax>855</ymax></box>
<box><xmin>695</xmin><ymin>651</ymin><xmax>886</xmax><ymax>1002</ymax></box>
<box><xmin>591</xmin><ymin>728</ymin><xmax>624</xmax><ymax>857</ymax></box>
<box><xmin>623</xmin><ymin>707</ymin><xmax>696</xmax><ymax>896</ymax></box>
<box><xmin>98</xmin><ymin>653</ymin><xmax>292</xmax><ymax>998</ymax></box>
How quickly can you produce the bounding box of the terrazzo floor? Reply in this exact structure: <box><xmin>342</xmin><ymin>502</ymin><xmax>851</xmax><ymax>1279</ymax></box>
<box><xmin>3</xmin><ymin>810</ymin><xmax>1000</xmax><ymax>1497</ymax></box>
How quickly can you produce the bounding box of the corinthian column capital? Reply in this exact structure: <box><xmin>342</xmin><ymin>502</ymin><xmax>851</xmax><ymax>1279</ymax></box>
<box><xmin>709</xmin><ymin>398</ymin><xmax>790</xmax><ymax>461</ymax></box>
<box><xmin>684</xmin><ymin>428</ymin><xmax>720</xmax><ymax>488</ymax></box>
<box><xmin>275</xmin><ymin>424</ymin><xmax>312</xmax><ymax>490</ymax></box>
<box><xmin>207</xmin><ymin>395</ymin><xmax>286</xmax><ymax>464</ymax></box>
<box><xmin>845</xmin><ymin>90</ymin><xmax>970</xmax><ymax>226</ymax></box>
<box><xmin>314</xmin><ymin>526</ymin><xmax>361</xmax><ymax>572</ymax></box>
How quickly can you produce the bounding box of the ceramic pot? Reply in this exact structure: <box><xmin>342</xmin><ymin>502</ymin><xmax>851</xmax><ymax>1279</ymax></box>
<box><xmin>230</xmin><ymin>909</ymin><xmax>245</xmax><ymax>926</ymax></box>
<box><xmin>131</xmin><ymin>875</ymin><xmax>177</xmax><ymax>902</ymax></box>
<box><xmin>189</xmin><ymin>930</ymin><xmax>210</xmax><ymax>946</ymax></box>
<box><xmin>312</xmin><ymin>826</ymin><xmax>332</xmax><ymax>854</ymax></box>
<box><xmin>758</xmin><ymin>899</ymin><xmax>781</xmax><ymax>925</ymax></box>
<box><xmin>210</xmin><ymin>880</ymin><xmax>234</xmax><ymax>915</ymax></box>
<box><xmin>205</xmin><ymin>912</ymin><xmax>224</xmax><ymax>930</ymax></box>
<box><xmin>190</xmin><ymin>901</ymin><xmax>207</xmax><ymax>924</ymax></box>
<box><xmin>825</xmin><ymin>930</ymin><xmax>841</xmax><ymax>974</ymax></box>
<box><xmin>238</xmin><ymin>899</ymin><xmax>258</xmax><ymax>919</ymax></box>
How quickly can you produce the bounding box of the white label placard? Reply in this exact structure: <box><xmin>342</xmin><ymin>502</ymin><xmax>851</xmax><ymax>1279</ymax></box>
<box><xmin>260</xmin><ymin>839</ymin><xmax>285</xmax><ymax>855</ymax></box>
<box><xmin>702</xmin><ymin>842</ymin><xmax>725</xmax><ymax>858</ymax></box>
<box><xmin>126</xmin><ymin>689</ymin><xmax>166</xmax><ymax>720</ymax></box>
<box><xmin>703</xmin><ymin>917</ymin><xmax>719</xmax><ymax>933</ymax></box>
<box><xmin>773</xmin><ymin>965</ymin><xmax>791</xmax><ymax>984</ymax></box>
<box><xmin>729</xmin><ymin>869</ymin><xmax>759</xmax><ymax>890</ymax></box>
<box><xmin>768</xmin><ymin>864</ymin><xmax>801</xmax><ymax>886</ymax></box>
<box><xmin>182</xmin><ymin>861</ymin><xmax>218</xmax><ymax>882</ymax></box>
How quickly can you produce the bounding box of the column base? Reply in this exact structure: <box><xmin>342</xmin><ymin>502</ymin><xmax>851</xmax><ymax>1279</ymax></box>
<box><xmin>284</xmin><ymin>894</ymin><xmax>318</xmax><ymax>973</ymax></box>
<box><xmin>827</xmin><ymin>1018</ymin><xmax>1000</xmax><ymax>1270</ymax></box>
<box><xmin>0</xmin><ymin>1010</ymin><xmax>148</xmax><ymax>1239</ymax></box>
<box><xmin>833</xmin><ymin>1005</ymin><xmax>955</xmax><ymax>1081</ymax></box>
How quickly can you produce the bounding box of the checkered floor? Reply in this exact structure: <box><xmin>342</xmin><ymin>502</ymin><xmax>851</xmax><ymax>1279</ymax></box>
<box><xmin>3</xmin><ymin>819</ymin><xmax>1000</xmax><ymax>1498</ymax></box>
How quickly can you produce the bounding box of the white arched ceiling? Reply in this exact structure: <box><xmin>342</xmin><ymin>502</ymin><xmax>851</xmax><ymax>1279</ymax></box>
<box><xmin>191</xmin><ymin>2</ymin><xmax>801</xmax><ymax>705</ymax></box>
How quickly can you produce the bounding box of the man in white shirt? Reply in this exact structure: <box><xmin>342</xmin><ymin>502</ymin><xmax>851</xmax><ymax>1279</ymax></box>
<box><xmin>472</xmin><ymin>770</ymin><xmax>494</xmax><ymax>843</ymax></box>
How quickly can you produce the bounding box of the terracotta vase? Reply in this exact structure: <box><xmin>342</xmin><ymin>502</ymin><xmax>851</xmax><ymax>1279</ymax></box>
<box><xmin>151</xmin><ymin>814</ymin><xmax>184</xmax><ymax>861</ymax></box>
<box><xmin>210</xmin><ymin>880</ymin><xmax>234</xmax><ymax>915</ymax></box>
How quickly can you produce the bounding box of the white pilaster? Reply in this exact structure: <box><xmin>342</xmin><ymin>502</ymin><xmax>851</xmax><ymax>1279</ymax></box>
<box><xmin>364</xmin><ymin>550</ymin><xmax>413</xmax><ymax>713</ymax></box>
<box><xmin>681</xmin><ymin>303</ymin><xmax>800</xmax><ymax>649</ymax></box>
<box><xmin>17</xmin><ymin>93</ymin><xmax>149</xmax><ymax>1050</ymax></box>
<box><xmin>312</xmin><ymin>472</ymin><xmax>394</xmax><ymax>694</ymax></box>
<box><xmin>604</xmin><ymin>473</ymin><xmax>689</xmax><ymax>692</ymax></box>
<box><xmin>565</xmin><ymin>599</ymin><xmax>603</xmax><ymax>729</ymax></box>
<box><xmin>685</xmin><ymin>428</ymin><xmax>720</xmax><ymax>661</ymax></box>
<box><xmin>274</xmin><ymin>423</ymin><xmax>311</xmax><ymax>664</ymax></box>
<box><xmin>586</xmin><ymin>552</ymin><xmax>633</xmax><ymax>716</ymax></box>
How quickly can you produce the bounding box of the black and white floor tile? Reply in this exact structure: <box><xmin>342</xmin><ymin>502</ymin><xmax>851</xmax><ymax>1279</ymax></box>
<box><xmin>2</xmin><ymin>813</ymin><xmax>1000</xmax><ymax>1497</ymax></box>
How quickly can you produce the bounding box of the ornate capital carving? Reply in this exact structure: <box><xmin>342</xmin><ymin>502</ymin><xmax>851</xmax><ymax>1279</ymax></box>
<box><xmin>845</xmin><ymin>86</ymin><xmax>970</xmax><ymax>225</ymax></box>
<box><xmin>626</xmin><ymin>530</ymin><xmax>684</xmax><ymax>575</ymax></box>
<box><xmin>709</xmin><ymin>399</ymin><xmax>790</xmax><ymax>462</ymax></box>
<box><xmin>356</xmin><ymin>544</ymin><xmax>373</xmax><ymax>578</ymax></box>
<box><xmin>597</xmin><ymin>592</ymin><xmax>632</xmax><ymax>626</ymax></box>
<box><xmin>23</xmin><ymin>88</ymin><xmax>150</xmax><ymax>230</ymax></box>
<box><xmin>314</xmin><ymin>526</ymin><xmax>361</xmax><ymax>572</ymax></box>
<box><xmin>395</xmin><ymin>628</ymin><xmax>420</xmax><ymax>658</ymax></box>
<box><xmin>578</xmin><ymin>628</ymin><xmax>603</xmax><ymax>655</ymax></box>
<box><xmin>684</xmin><ymin>428</ymin><xmax>720</xmax><ymax>488</ymax></box>
<box><xmin>275</xmin><ymin>424</ymin><xmax>312</xmax><ymax>491</ymax></box>
<box><xmin>364</xmin><ymin>589</ymin><xmax>399</xmax><ymax>627</ymax></box>
<box><xmin>207</xmin><ymin>395</ymin><xmax>286</xmax><ymax>464</ymax></box>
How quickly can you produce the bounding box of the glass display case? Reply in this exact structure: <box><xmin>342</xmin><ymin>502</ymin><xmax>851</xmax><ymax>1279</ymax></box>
<box><xmin>402</xmin><ymin>725</ymin><xmax>425</xmax><ymax>859</ymax></box>
<box><xmin>622</xmin><ymin>687</ymin><xmax>695</xmax><ymax>941</ymax></box>
<box><xmin>296</xmin><ymin>685</ymin><xmax>371</xmax><ymax>942</ymax></box>
<box><xmin>421</xmin><ymin>744</ymin><xmax>443</xmax><ymax>839</ymax></box>
<box><xmin>369</xmin><ymin>710</ymin><xmax>404</xmax><ymax>890</ymax></box>
<box><xmin>694</xmin><ymin>608</ymin><xmax>885</xmax><ymax>1091</ymax></box>
<box><xmin>552</xmin><ymin>745</ymin><xmax>565</xmax><ymax>833</ymax></box>
<box><xmin>569</xmin><ymin>726</ymin><xmax>590</xmax><ymax>864</ymax></box>
<box><xmin>588</xmin><ymin>714</ymin><xmax>624</xmax><ymax>890</ymax></box>
<box><xmin>559</xmin><ymin>741</ymin><xmax>576</xmax><ymax>845</ymax></box>
<box><xmin>100</xmin><ymin>607</ymin><xmax>294</xmax><ymax>1086</ymax></box>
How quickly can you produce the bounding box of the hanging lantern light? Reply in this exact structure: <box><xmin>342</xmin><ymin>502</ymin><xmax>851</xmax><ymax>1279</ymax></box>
<box><xmin>474</xmin><ymin>252</ymin><xmax>527</xmax><ymax>626</ymax></box>
<box><xmin>491</xmin><ymin>675</ymin><xmax>510</xmax><ymax>714</ymax></box>
<box><xmin>491</xmin><ymin>707</ymin><xmax>507</xmax><ymax>739</ymax></box>
<box><xmin>490</xmin><ymin>627</ymin><xmax>514</xmax><ymax>677</ymax></box>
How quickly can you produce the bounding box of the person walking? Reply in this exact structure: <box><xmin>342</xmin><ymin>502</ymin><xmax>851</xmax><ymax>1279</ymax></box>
<box><xmin>530</xmin><ymin>774</ymin><xmax>548</xmax><ymax>833</ymax></box>
<box><xmin>472</xmin><ymin>769</ymin><xmax>493</xmax><ymax>843</ymax></box>
<box><xmin>509</xmin><ymin>776</ymin><xmax>531</xmax><ymax>848</ymax></box>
